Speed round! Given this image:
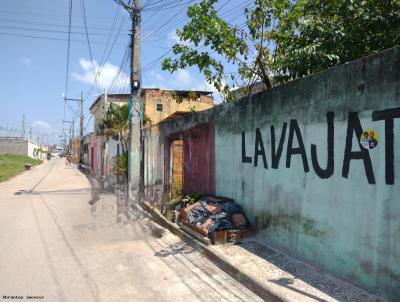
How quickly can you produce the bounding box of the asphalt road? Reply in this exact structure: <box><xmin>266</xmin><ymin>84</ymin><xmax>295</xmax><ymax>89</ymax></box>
<box><xmin>0</xmin><ymin>158</ymin><xmax>263</xmax><ymax>302</ymax></box>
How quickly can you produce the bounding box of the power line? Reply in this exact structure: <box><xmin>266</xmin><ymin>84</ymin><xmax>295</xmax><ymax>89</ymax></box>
<box><xmin>98</xmin><ymin>7</ymin><xmax>122</xmax><ymax>66</ymax></box>
<box><xmin>141</xmin><ymin>0</ymin><xmax>253</xmax><ymax>72</ymax></box>
<box><xmin>107</xmin><ymin>44</ymin><xmax>130</xmax><ymax>92</ymax></box>
<box><xmin>0</xmin><ymin>31</ymin><xmax>126</xmax><ymax>44</ymax></box>
<box><xmin>141</xmin><ymin>0</ymin><xmax>240</xmax><ymax>44</ymax></box>
<box><xmin>82</xmin><ymin>10</ymin><xmax>129</xmax><ymax>101</ymax></box>
<box><xmin>0</xmin><ymin>18</ymin><xmax>131</xmax><ymax>32</ymax></box>
<box><xmin>142</xmin><ymin>48</ymin><xmax>172</xmax><ymax>71</ymax></box>
<box><xmin>80</xmin><ymin>0</ymin><xmax>102</xmax><ymax>94</ymax></box>
<box><xmin>143</xmin><ymin>0</ymin><xmax>194</xmax><ymax>12</ymax></box>
<box><xmin>66</xmin><ymin>102</ymin><xmax>80</xmax><ymax>118</ymax></box>
<box><xmin>0</xmin><ymin>25</ymin><xmax>128</xmax><ymax>37</ymax></box>
<box><xmin>0</xmin><ymin>9</ymin><xmax>122</xmax><ymax>20</ymax></box>
<box><xmin>65</xmin><ymin>0</ymin><xmax>73</xmax><ymax>96</ymax></box>
<box><xmin>142</xmin><ymin>1</ymin><xmax>190</xmax><ymax>40</ymax></box>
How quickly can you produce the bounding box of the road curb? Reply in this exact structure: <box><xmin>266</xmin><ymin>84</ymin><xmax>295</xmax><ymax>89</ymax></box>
<box><xmin>140</xmin><ymin>201</ymin><xmax>287</xmax><ymax>302</ymax></box>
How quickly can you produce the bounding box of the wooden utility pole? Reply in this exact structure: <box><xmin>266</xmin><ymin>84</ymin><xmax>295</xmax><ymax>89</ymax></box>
<box><xmin>21</xmin><ymin>114</ymin><xmax>26</xmax><ymax>140</ymax></box>
<box><xmin>63</xmin><ymin>93</ymin><xmax>84</xmax><ymax>139</ymax></box>
<box><xmin>115</xmin><ymin>0</ymin><xmax>143</xmax><ymax>203</ymax></box>
<box><xmin>80</xmin><ymin>91</ymin><xmax>84</xmax><ymax>139</ymax></box>
<box><xmin>63</xmin><ymin>92</ymin><xmax>84</xmax><ymax>162</ymax></box>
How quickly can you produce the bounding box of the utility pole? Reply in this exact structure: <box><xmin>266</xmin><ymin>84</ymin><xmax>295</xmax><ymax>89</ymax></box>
<box><xmin>63</xmin><ymin>93</ymin><xmax>84</xmax><ymax>139</ymax></box>
<box><xmin>62</xmin><ymin>119</ymin><xmax>73</xmax><ymax>153</ymax></box>
<box><xmin>80</xmin><ymin>91</ymin><xmax>84</xmax><ymax>138</ymax></box>
<box><xmin>115</xmin><ymin>0</ymin><xmax>143</xmax><ymax>204</ymax></box>
<box><xmin>71</xmin><ymin>117</ymin><xmax>75</xmax><ymax>154</ymax></box>
<box><xmin>63</xmin><ymin>92</ymin><xmax>84</xmax><ymax>162</ymax></box>
<box><xmin>21</xmin><ymin>114</ymin><xmax>26</xmax><ymax>140</ymax></box>
<box><xmin>72</xmin><ymin>117</ymin><xmax>75</xmax><ymax>139</ymax></box>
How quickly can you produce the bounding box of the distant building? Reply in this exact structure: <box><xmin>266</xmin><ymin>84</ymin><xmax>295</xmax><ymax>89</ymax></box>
<box><xmin>89</xmin><ymin>93</ymin><xmax>129</xmax><ymax>135</ymax></box>
<box><xmin>89</xmin><ymin>89</ymin><xmax>214</xmax><ymax>133</ymax></box>
<box><xmin>84</xmin><ymin>88</ymin><xmax>214</xmax><ymax>189</ymax></box>
<box><xmin>141</xmin><ymin>88</ymin><xmax>214</xmax><ymax>125</ymax></box>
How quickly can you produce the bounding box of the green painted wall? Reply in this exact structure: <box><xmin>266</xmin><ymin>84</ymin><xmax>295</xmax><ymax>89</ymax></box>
<box><xmin>215</xmin><ymin>48</ymin><xmax>400</xmax><ymax>300</ymax></box>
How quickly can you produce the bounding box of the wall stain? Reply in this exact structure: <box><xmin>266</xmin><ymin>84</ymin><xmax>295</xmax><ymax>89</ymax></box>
<box><xmin>256</xmin><ymin>208</ymin><xmax>326</xmax><ymax>237</ymax></box>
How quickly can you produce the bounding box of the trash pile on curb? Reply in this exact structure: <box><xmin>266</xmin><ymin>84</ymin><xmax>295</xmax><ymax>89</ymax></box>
<box><xmin>177</xmin><ymin>195</ymin><xmax>251</xmax><ymax>244</ymax></box>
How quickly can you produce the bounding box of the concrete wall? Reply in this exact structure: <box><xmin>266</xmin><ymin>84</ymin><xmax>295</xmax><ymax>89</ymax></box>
<box><xmin>0</xmin><ymin>138</ymin><xmax>46</xmax><ymax>159</ymax></box>
<box><xmin>27</xmin><ymin>141</ymin><xmax>47</xmax><ymax>159</ymax></box>
<box><xmin>0</xmin><ymin>138</ymin><xmax>29</xmax><ymax>156</ymax></box>
<box><xmin>83</xmin><ymin>135</ymin><xmax>120</xmax><ymax>189</ymax></box>
<box><xmin>143</xmin><ymin>47</ymin><xmax>400</xmax><ymax>300</ymax></box>
<box><xmin>144</xmin><ymin>126</ymin><xmax>164</xmax><ymax>207</ymax></box>
<box><xmin>88</xmin><ymin>136</ymin><xmax>101</xmax><ymax>177</ymax></box>
<box><xmin>214</xmin><ymin>48</ymin><xmax>400</xmax><ymax>299</ymax></box>
<box><xmin>102</xmin><ymin>138</ymin><xmax>119</xmax><ymax>188</ymax></box>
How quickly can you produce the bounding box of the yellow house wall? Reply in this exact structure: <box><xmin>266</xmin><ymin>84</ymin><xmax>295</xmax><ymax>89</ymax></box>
<box><xmin>143</xmin><ymin>91</ymin><xmax>213</xmax><ymax>125</ymax></box>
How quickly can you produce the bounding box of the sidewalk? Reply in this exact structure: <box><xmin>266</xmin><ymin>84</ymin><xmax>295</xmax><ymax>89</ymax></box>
<box><xmin>141</xmin><ymin>202</ymin><xmax>387</xmax><ymax>302</ymax></box>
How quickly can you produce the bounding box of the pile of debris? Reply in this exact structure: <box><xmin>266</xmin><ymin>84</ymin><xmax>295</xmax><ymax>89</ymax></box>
<box><xmin>179</xmin><ymin>195</ymin><xmax>251</xmax><ymax>244</ymax></box>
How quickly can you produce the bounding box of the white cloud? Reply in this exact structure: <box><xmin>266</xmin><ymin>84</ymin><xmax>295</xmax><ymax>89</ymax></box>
<box><xmin>143</xmin><ymin>68</ymin><xmax>223</xmax><ymax>101</ymax></box>
<box><xmin>150</xmin><ymin>71</ymin><xmax>165</xmax><ymax>82</ymax></box>
<box><xmin>168</xmin><ymin>30</ymin><xmax>190</xmax><ymax>46</ymax></box>
<box><xmin>72</xmin><ymin>58</ymin><xmax>129</xmax><ymax>91</ymax></box>
<box><xmin>20</xmin><ymin>57</ymin><xmax>32</xmax><ymax>66</ymax></box>
<box><xmin>172</xmin><ymin>69</ymin><xmax>193</xmax><ymax>87</ymax></box>
<box><xmin>168</xmin><ymin>30</ymin><xmax>180</xmax><ymax>44</ymax></box>
<box><xmin>195</xmin><ymin>80</ymin><xmax>225</xmax><ymax>103</ymax></box>
<box><xmin>196</xmin><ymin>80</ymin><xmax>218</xmax><ymax>92</ymax></box>
<box><xmin>146</xmin><ymin>69</ymin><xmax>215</xmax><ymax>92</ymax></box>
<box><xmin>31</xmin><ymin>121</ymin><xmax>50</xmax><ymax>130</ymax></box>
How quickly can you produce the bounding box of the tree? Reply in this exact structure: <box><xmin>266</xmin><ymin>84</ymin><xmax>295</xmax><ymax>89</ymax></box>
<box><xmin>98</xmin><ymin>103</ymin><xmax>130</xmax><ymax>154</ymax></box>
<box><xmin>98</xmin><ymin>104</ymin><xmax>130</xmax><ymax>178</ymax></box>
<box><xmin>162</xmin><ymin>0</ymin><xmax>400</xmax><ymax>101</ymax></box>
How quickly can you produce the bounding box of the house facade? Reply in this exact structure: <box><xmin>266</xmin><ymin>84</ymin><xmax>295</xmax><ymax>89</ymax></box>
<box><xmin>84</xmin><ymin>89</ymin><xmax>214</xmax><ymax>190</ymax></box>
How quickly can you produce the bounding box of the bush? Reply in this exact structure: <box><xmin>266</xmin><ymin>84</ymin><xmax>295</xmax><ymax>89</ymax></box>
<box><xmin>114</xmin><ymin>152</ymin><xmax>128</xmax><ymax>177</ymax></box>
<box><xmin>172</xmin><ymin>180</ymin><xmax>183</xmax><ymax>200</ymax></box>
<box><xmin>185</xmin><ymin>192</ymin><xmax>202</xmax><ymax>205</ymax></box>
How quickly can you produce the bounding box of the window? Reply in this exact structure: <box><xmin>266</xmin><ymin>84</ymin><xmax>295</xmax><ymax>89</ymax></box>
<box><xmin>156</xmin><ymin>103</ymin><xmax>163</xmax><ymax>112</ymax></box>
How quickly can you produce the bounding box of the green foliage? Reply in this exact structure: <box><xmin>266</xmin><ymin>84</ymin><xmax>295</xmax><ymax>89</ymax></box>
<box><xmin>143</xmin><ymin>113</ymin><xmax>152</xmax><ymax>126</ymax></box>
<box><xmin>169</xmin><ymin>90</ymin><xmax>198</xmax><ymax>104</ymax></box>
<box><xmin>33</xmin><ymin>148</ymin><xmax>47</xmax><ymax>158</ymax></box>
<box><xmin>271</xmin><ymin>0</ymin><xmax>400</xmax><ymax>82</ymax></box>
<box><xmin>185</xmin><ymin>192</ymin><xmax>202</xmax><ymax>205</ymax></box>
<box><xmin>98</xmin><ymin>103</ymin><xmax>130</xmax><ymax>153</ymax></box>
<box><xmin>114</xmin><ymin>152</ymin><xmax>128</xmax><ymax>177</ymax></box>
<box><xmin>163</xmin><ymin>0</ymin><xmax>400</xmax><ymax>101</ymax></box>
<box><xmin>171</xmin><ymin>180</ymin><xmax>183</xmax><ymax>200</ymax></box>
<box><xmin>0</xmin><ymin>153</ymin><xmax>42</xmax><ymax>182</ymax></box>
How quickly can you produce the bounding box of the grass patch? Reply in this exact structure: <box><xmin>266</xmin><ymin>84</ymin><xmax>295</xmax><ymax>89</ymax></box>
<box><xmin>0</xmin><ymin>153</ymin><xmax>42</xmax><ymax>182</ymax></box>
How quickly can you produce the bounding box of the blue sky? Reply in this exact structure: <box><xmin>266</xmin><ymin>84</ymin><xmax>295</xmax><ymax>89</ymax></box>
<box><xmin>0</xmin><ymin>0</ymin><xmax>250</xmax><ymax>144</ymax></box>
